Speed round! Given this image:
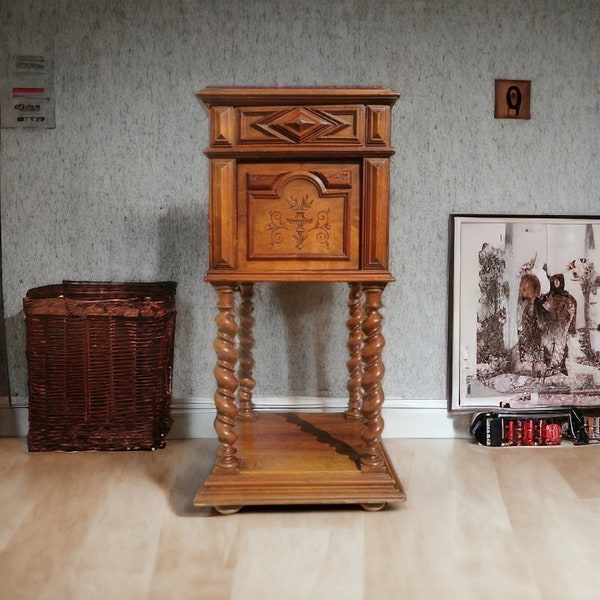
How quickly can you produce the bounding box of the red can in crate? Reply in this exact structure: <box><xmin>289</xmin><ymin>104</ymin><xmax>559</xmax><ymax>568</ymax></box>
<box><xmin>503</xmin><ymin>419</ymin><xmax>515</xmax><ymax>445</ymax></box>
<box><xmin>538</xmin><ymin>420</ymin><xmax>547</xmax><ymax>445</ymax></box>
<box><xmin>545</xmin><ymin>423</ymin><xmax>562</xmax><ymax>445</ymax></box>
<box><xmin>522</xmin><ymin>419</ymin><xmax>535</xmax><ymax>445</ymax></box>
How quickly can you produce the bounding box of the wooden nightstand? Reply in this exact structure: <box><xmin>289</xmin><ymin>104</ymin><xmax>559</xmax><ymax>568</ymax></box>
<box><xmin>193</xmin><ymin>87</ymin><xmax>406</xmax><ymax>513</ymax></box>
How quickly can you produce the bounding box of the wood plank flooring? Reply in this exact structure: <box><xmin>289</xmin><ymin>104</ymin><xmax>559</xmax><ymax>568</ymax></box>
<box><xmin>1</xmin><ymin>436</ymin><xmax>599</xmax><ymax>599</ymax></box>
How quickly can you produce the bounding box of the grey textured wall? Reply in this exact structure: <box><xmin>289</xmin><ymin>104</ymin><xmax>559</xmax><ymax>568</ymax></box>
<box><xmin>1</xmin><ymin>0</ymin><xmax>599</xmax><ymax>407</ymax></box>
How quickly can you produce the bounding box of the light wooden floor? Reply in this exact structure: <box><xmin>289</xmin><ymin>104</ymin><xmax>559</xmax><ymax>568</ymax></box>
<box><xmin>1</xmin><ymin>435</ymin><xmax>600</xmax><ymax>600</ymax></box>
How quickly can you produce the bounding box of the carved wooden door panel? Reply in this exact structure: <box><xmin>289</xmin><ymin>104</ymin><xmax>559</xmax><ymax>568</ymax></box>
<box><xmin>237</xmin><ymin>162</ymin><xmax>360</xmax><ymax>272</ymax></box>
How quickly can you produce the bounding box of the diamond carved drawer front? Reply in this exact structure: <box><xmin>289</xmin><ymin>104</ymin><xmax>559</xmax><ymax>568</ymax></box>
<box><xmin>239</xmin><ymin>105</ymin><xmax>364</xmax><ymax>146</ymax></box>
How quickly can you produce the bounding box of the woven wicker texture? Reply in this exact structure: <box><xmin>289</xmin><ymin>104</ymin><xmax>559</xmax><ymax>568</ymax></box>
<box><xmin>24</xmin><ymin>281</ymin><xmax>176</xmax><ymax>452</ymax></box>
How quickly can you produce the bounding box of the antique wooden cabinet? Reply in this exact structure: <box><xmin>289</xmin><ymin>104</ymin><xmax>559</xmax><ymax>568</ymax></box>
<box><xmin>193</xmin><ymin>87</ymin><xmax>405</xmax><ymax>513</ymax></box>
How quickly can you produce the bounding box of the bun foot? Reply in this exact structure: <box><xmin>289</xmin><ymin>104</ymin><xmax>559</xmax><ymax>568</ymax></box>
<box><xmin>360</xmin><ymin>502</ymin><xmax>386</xmax><ymax>512</ymax></box>
<box><xmin>214</xmin><ymin>505</ymin><xmax>243</xmax><ymax>515</ymax></box>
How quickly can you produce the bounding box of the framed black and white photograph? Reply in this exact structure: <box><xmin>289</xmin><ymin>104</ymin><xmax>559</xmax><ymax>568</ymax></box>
<box><xmin>451</xmin><ymin>215</ymin><xmax>600</xmax><ymax>411</ymax></box>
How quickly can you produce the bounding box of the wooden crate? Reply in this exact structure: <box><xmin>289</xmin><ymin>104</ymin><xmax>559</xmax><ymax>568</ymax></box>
<box><xmin>24</xmin><ymin>281</ymin><xmax>176</xmax><ymax>451</ymax></box>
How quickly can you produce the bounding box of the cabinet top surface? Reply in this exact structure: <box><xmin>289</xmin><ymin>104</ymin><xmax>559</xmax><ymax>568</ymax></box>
<box><xmin>196</xmin><ymin>86</ymin><xmax>400</xmax><ymax>107</ymax></box>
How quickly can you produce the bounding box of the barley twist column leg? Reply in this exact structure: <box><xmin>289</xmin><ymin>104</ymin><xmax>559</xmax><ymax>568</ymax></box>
<box><xmin>237</xmin><ymin>283</ymin><xmax>256</xmax><ymax>420</ymax></box>
<box><xmin>359</xmin><ymin>283</ymin><xmax>387</xmax><ymax>471</ymax></box>
<box><xmin>345</xmin><ymin>282</ymin><xmax>364</xmax><ymax>421</ymax></box>
<box><xmin>212</xmin><ymin>283</ymin><xmax>240</xmax><ymax>471</ymax></box>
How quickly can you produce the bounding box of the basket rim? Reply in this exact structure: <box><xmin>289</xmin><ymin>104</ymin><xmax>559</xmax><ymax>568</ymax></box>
<box><xmin>26</xmin><ymin>281</ymin><xmax>177</xmax><ymax>300</ymax></box>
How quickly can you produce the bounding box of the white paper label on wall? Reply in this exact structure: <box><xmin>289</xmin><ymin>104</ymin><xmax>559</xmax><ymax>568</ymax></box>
<box><xmin>1</xmin><ymin>55</ymin><xmax>55</xmax><ymax>129</ymax></box>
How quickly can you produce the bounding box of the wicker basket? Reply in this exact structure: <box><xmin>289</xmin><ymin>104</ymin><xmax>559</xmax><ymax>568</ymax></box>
<box><xmin>24</xmin><ymin>281</ymin><xmax>177</xmax><ymax>452</ymax></box>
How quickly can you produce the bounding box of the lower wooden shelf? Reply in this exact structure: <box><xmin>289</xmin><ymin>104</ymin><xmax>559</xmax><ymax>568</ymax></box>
<box><xmin>194</xmin><ymin>412</ymin><xmax>406</xmax><ymax>513</ymax></box>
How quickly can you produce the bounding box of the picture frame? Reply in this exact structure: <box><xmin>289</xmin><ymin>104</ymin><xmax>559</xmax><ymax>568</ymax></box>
<box><xmin>450</xmin><ymin>215</ymin><xmax>600</xmax><ymax>411</ymax></box>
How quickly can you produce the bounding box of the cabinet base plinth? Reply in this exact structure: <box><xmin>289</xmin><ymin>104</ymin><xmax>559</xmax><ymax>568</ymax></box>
<box><xmin>194</xmin><ymin>412</ymin><xmax>406</xmax><ymax>511</ymax></box>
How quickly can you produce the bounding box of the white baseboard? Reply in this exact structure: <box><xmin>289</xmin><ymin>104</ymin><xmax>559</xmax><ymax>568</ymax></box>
<box><xmin>0</xmin><ymin>397</ymin><xmax>472</xmax><ymax>440</ymax></box>
<box><xmin>0</xmin><ymin>407</ymin><xmax>29</xmax><ymax>437</ymax></box>
<box><xmin>169</xmin><ymin>397</ymin><xmax>472</xmax><ymax>439</ymax></box>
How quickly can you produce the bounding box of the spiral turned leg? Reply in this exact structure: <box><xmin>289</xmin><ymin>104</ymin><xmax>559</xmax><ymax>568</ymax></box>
<box><xmin>212</xmin><ymin>284</ymin><xmax>240</xmax><ymax>471</ymax></box>
<box><xmin>237</xmin><ymin>283</ymin><xmax>257</xmax><ymax>420</ymax></box>
<box><xmin>345</xmin><ymin>283</ymin><xmax>364</xmax><ymax>421</ymax></box>
<box><xmin>359</xmin><ymin>283</ymin><xmax>387</xmax><ymax>471</ymax></box>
